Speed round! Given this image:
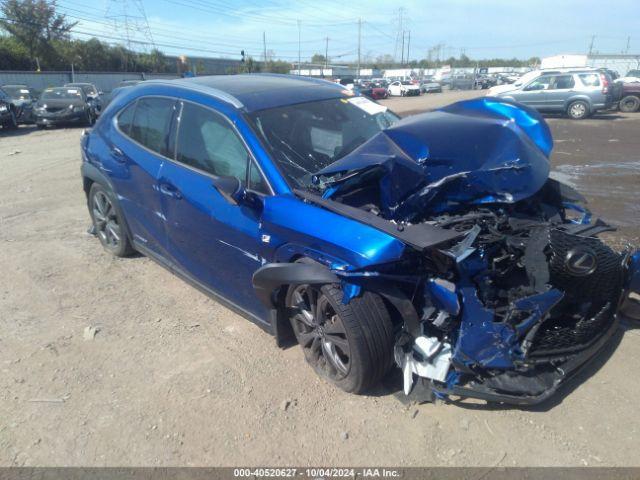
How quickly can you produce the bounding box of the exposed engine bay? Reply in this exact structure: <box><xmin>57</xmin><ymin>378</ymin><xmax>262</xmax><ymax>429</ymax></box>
<box><xmin>303</xmin><ymin>174</ymin><xmax>634</xmax><ymax>404</ymax></box>
<box><xmin>253</xmin><ymin>97</ymin><xmax>640</xmax><ymax>405</ymax></box>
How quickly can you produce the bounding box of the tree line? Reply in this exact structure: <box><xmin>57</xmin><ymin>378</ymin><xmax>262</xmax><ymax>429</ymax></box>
<box><xmin>0</xmin><ymin>0</ymin><xmax>175</xmax><ymax>72</ymax></box>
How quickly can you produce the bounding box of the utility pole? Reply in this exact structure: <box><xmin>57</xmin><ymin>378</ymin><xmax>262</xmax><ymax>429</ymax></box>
<box><xmin>588</xmin><ymin>35</ymin><xmax>596</xmax><ymax>56</ymax></box>
<box><xmin>401</xmin><ymin>30</ymin><xmax>405</xmax><ymax>65</ymax></box>
<box><xmin>406</xmin><ymin>30</ymin><xmax>411</xmax><ymax>65</ymax></box>
<box><xmin>625</xmin><ymin>36</ymin><xmax>631</xmax><ymax>54</ymax></box>
<box><xmin>263</xmin><ymin>31</ymin><xmax>267</xmax><ymax>63</ymax></box>
<box><xmin>394</xmin><ymin>7</ymin><xmax>405</xmax><ymax>62</ymax></box>
<box><xmin>297</xmin><ymin>19</ymin><xmax>301</xmax><ymax>75</ymax></box>
<box><xmin>324</xmin><ymin>36</ymin><xmax>329</xmax><ymax>72</ymax></box>
<box><xmin>357</xmin><ymin>18</ymin><xmax>361</xmax><ymax>78</ymax></box>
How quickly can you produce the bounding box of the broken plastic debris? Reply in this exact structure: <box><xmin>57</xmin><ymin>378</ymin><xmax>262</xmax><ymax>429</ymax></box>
<box><xmin>399</xmin><ymin>336</ymin><xmax>452</xmax><ymax>395</ymax></box>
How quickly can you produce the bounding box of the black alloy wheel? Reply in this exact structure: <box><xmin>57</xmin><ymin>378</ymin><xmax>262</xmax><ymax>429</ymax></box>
<box><xmin>89</xmin><ymin>183</ymin><xmax>134</xmax><ymax>257</ymax></box>
<box><xmin>290</xmin><ymin>285</ymin><xmax>351</xmax><ymax>382</ymax></box>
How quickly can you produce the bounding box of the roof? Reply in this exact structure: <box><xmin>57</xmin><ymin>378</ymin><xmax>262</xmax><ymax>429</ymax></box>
<box><xmin>168</xmin><ymin>73</ymin><xmax>349</xmax><ymax>112</ymax></box>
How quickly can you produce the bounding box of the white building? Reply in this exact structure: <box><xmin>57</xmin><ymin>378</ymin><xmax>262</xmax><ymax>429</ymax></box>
<box><xmin>541</xmin><ymin>54</ymin><xmax>640</xmax><ymax>76</ymax></box>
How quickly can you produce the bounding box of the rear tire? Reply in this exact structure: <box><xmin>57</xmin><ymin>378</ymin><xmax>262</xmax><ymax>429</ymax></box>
<box><xmin>567</xmin><ymin>100</ymin><xmax>590</xmax><ymax>120</ymax></box>
<box><xmin>88</xmin><ymin>183</ymin><xmax>134</xmax><ymax>257</ymax></box>
<box><xmin>619</xmin><ymin>95</ymin><xmax>640</xmax><ymax>113</ymax></box>
<box><xmin>287</xmin><ymin>278</ymin><xmax>394</xmax><ymax>394</ymax></box>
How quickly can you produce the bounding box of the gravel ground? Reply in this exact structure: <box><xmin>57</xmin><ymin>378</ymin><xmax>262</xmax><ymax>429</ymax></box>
<box><xmin>1</xmin><ymin>92</ymin><xmax>639</xmax><ymax>467</ymax></box>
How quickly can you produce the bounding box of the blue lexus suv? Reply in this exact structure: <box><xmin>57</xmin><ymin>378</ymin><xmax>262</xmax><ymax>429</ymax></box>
<box><xmin>81</xmin><ymin>74</ymin><xmax>640</xmax><ymax>405</ymax></box>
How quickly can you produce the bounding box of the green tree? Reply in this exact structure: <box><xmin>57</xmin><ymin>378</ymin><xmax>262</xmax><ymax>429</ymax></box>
<box><xmin>311</xmin><ymin>53</ymin><xmax>326</xmax><ymax>64</ymax></box>
<box><xmin>0</xmin><ymin>35</ymin><xmax>30</xmax><ymax>69</ymax></box>
<box><xmin>0</xmin><ymin>0</ymin><xmax>77</xmax><ymax>69</ymax></box>
<box><xmin>239</xmin><ymin>56</ymin><xmax>260</xmax><ymax>73</ymax></box>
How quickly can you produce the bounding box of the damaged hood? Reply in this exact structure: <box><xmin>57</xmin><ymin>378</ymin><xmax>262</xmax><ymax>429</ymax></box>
<box><xmin>317</xmin><ymin>97</ymin><xmax>553</xmax><ymax>220</ymax></box>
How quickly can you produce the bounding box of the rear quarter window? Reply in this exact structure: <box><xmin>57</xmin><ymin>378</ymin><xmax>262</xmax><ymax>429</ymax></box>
<box><xmin>116</xmin><ymin>101</ymin><xmax>136</xmax><ymax>135</ymax></box>
<box><xmin>129</xmin><ymin>97</ymin><xmax>176</xmax><ymax>157</ymax></box>
<box><xmin>579</xmin><ymin>73</ymin><xmax>600</xmax><ymax>87</ymax></box>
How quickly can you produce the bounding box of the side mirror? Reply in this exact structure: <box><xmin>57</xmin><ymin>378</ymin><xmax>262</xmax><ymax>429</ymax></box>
<box><xmin>211</xmin><ymin>176</ymin><xmax>244</xmax><ymax>205</ymax></box>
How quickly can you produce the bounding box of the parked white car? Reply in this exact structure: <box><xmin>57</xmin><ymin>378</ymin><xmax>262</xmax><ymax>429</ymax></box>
<box><xmin>387</xmin><ymin>80</ymin><xmax>420</xmax><ymax>97</ymax></box>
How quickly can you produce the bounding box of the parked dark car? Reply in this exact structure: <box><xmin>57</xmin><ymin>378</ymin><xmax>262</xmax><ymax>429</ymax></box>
<box><xmin>65</xmin><ymin>82</ymin><xmax>104</xmax><ymax>115</ymax></box>
<box><xmin>619</xmin><ymin>82</ymin><xmax>640</xmax><ymax>112</ymax></box>
<box><xmin>0</xmin><ymin>89</ymin><xmax>18</xmax><ymax>130</ymax></box>
<box><xmin>474</xmin><ymin>74</ymin><xmax>497</xmax><ymax>89</ymax></box>
<box><xmin>1</xmin><ymin>84</ymin><xmax>36</xmax><ymax>123</ymax></box>
<box><xmin>34</xmin><ymin>87</ymin><xmax>97</xmax><ymax>128</ymax></box>
<box><xmin>81</xmin><ymin>74</ymin><xmax>640</xmax><ymax>405</ymax></box>
<box><xmin>449</xmin><ymin>74</ymin><xmax>475</xmax><ymax>90</ymax></box>
<box><xmin>420</xmin><ymin>81</ymin><xmax>442</xmax><ymax>93</ymax></box>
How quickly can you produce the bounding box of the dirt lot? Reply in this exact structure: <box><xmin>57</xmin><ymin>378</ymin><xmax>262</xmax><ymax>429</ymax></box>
<box><xmin>1</xmin><ymin>91</ymin><xmax>640</xmax><ymax>467</ymax></box>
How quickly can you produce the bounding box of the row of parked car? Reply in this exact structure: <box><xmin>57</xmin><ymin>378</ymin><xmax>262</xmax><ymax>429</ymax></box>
<box><xmin>0</xmin><ymin>80</ymin><xmax>141</xmax><ymax>130</ymax></box>
<box><xmin>347</xmin><ymin>78</ymin><xmax>443</xmax><ymax>100</ymax></box>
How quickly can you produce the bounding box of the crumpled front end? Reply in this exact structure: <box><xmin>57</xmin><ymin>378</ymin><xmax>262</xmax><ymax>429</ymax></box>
<box><xmin>393</xmin><ymin>197</ymin><xmax>637</xmax><ymax>405</ymax></box>
<box><xmin>253</xmin><ymin>97</ymin><xmax>640</xmax><ymax>405</ymax></box>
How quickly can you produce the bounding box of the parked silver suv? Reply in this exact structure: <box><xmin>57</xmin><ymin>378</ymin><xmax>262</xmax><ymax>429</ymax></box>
<box><xmin>490</xmin><ymin>69</ymin><xmax>615</xmax><ymax>119</ymax></box>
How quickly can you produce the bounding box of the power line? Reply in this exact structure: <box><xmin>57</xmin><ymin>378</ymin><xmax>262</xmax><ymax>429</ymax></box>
<box><xmin>53</xmin><ymin>5</ymin><xmax>362</xmax><ymax>57</ymax></box>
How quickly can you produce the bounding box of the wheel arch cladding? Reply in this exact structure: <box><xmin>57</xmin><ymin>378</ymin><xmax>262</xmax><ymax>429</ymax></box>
<box><xmin>252</xmin><ymin>262</ymin><xmax>340</xmax><ymax>310</ymax></box>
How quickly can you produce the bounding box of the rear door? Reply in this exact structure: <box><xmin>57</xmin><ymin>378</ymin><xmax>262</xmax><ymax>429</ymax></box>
<box><xmin>106</xmin><ymin>96</ymin><xmax>177</xmax><ymax>256</ymax></box>
<box><xmin>159</xmin><ymin>100</ymin><xmax>272</xmax><ymax>321</ymax></box>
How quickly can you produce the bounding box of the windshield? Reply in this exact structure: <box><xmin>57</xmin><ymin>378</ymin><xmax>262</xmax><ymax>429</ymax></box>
<box><xmin>250</xmin><ymin>97</ymin><xmax>400</xmax><ymax>188</ymax></box>
<box><xmin>3</xmin><ymin>86</ymin><xmax>30</xmax><ymax>98</ymax></box>
<box><xmin>67</xmin><ymin>84</ymin><xmax>97</xmax><ymax>96</ymax></box>
<box><xmin>41</xmin><ymin>88</ymin><xmax>84</xmax><ymax>101</ymax></box>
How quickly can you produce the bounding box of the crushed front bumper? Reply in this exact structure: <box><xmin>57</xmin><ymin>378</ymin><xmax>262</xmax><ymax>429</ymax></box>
<box><xmin>424</xmin><ymin>314</ymin><xmax>620</xmax><ymax>405</ymax></box>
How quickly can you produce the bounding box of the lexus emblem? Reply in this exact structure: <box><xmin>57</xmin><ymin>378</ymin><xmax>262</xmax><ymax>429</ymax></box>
<box><xmin>565</xmin><ymin>247</ymin><xmax>597</xmax><ymax>276</ymax></box>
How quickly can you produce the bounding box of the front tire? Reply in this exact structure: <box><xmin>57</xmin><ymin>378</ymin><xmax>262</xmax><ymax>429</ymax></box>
<box><xmin>6</xmin><ymin>109</ymin><xmax>18</xmax><ymax>129</ymax></box>
<box><xmin>567</xmin><ymin>100</ymin><xmax>590</xmax><ymax>120</ymax></box>
<box><xmin>287</xmin><ymin>282</ymin><xmax>394</xmax><ymax>394</ymax></box>
<box><xmin>89</xmin><ymin>183</ymin><xmax>134</xmax><ymax>257</ymax></box>
<box><xmin>619</xmin><ymin>95</ymin><xmax>640</xmax><ymax>113</ymax></box>
<box><xmin>85</xmin><ymin>110</ymin><xmax>95</xmax><ymax>126</ymax></box>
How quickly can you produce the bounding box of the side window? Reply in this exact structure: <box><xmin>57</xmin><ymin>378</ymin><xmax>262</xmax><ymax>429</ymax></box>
<box><xmin>579</xmin><ymin>73</ymin><xmax>600</xmax><ymax>87</ymax></box>
<box><xmin>550</xmin><ymin>75</ymin><xmax>575</xmax><ymax>90</ymax></box>
<box><xmin>176</xmin><ymin>102</ymin><xmax>248</xmax><ymax>183</ymax></box>
<box><xmin>248</xmin><ymin>160</ymin><xmax>270</xmax><ymax>194</ymax></box>
<box><xmin>525</xmin><ymin>76</ymin><xmax>551</xmax><ymax>91</ymax></box>
<box><xmin>130</xmin><ymin>97</ymin><xmax>176</xmax><ymax>157</ymax></box>
<box><xmin>117</xmin><ymin>101</ymin><xmax>136</xmax><ymax>135</ymax></box>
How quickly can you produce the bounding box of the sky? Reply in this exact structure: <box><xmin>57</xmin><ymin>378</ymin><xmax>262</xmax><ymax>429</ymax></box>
<box><xmin>57</xmin><ymin>0</ymin><xmax>640</xmax><ymax>63</ymax></box>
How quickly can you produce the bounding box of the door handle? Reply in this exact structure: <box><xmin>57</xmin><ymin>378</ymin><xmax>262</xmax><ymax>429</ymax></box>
<box><xmin>159</xmin><ymin>182</ymin><xmax>182</xmax><ymax>199</ymax></box>
<box><xmin>111</xmin><ymin>146</ymin><xmax>126</xmax><ymax>163</ymax></box>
